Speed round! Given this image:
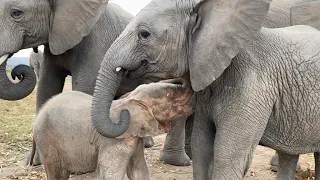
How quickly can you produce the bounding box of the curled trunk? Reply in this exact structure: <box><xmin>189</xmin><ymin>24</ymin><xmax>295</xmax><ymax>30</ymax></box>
<box><xmin>0</xmin><ymin>64</ymin><xmax>37</xmax><ymax>101</ymax></box>
<box><xmin>91</xmin><ymin>59</ymin><xmax>130</xmax><ymax>138</ymax></box>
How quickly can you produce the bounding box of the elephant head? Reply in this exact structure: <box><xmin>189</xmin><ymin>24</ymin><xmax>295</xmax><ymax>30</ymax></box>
<box><xmin>0</xmin><ymin>0</ymin><xmax>109</xmax><ymax>100</ymax></box>
<box><xmin>111</xmin><ymin>78</ymin><xmax>194</xmax><ymax>139</ymax></box>
<box><xmin>91</xmin><ymin>0</ymin><xmax>272</xmax><ymax>137</ymax></box>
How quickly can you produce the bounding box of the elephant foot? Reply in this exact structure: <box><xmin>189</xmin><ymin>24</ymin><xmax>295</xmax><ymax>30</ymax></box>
<box><xmin>270</xmin><ymin>154</ymin><xmax>301</xmax><ymax>171</ymax></box>
<box><xmin>160</xmin><ymin>150</ymin><xmax>191</xmax><ymax>166</ymax></box>
<box><xmin>143</xmin><ymin>136</ymin><xmax>155</xmax><ymax>148</ymax></box>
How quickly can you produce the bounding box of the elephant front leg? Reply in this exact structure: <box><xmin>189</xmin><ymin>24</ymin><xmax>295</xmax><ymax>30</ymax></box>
<box><xmin>276</xmin><ymin>151</ymin><xmax>299</xmax><ymax>180</ymax></box>
<box><xmin>191</xmin><ymin>112</ymin><xmax>215</xmax><ymax>180</ymax></box>
<box><xmin>160</xmin><ymin>116</ymin><xmax>191</xmax><ymax>166</ymax></box>
<box><xmin>98</xmin><ymin>137</ymin><xmax>138</xmax><ymax>180</ymax></box>
<box><xmin>127</xmin><ymin>138</ymin><xmax>149</xmax><ymax>180</ymax></box>
<box><xmin>36</xmin><ymin>58</ymin><xmax>68</xmax><ymax>112</ymax></box>
<box><xmin>211</xmin><ymin>128</ymin><xmax>260</xmax><ymax>180</ymax></box>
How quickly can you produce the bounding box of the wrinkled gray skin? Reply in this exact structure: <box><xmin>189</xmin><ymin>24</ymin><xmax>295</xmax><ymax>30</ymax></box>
<box><xmin>182</xmin><ymin>0</ymin><xmax>320</xmax><ymax>165</ymax></box>
<box><xmin>90</xmin><ymin>0</ymin><xmax>320</xmax><ymax>179</ymax></box>
<box><xmin>32</xmin><ymin>81</ymin><xmax>193</xmax><ymax>180</ymax></box>
<box><xmin>29</xmin><ymin>50</ymin><xmax>43</xmax><ymax>80</ymax></box>
<box><xmin>263</xmin><ymin>0</ymin><xmax>320</xmax><ymax>28</ymax></box>
<box><xmin>164</xmin><ymin>0</ymin><xmax>320</xmax><ymax>167</ymax></box>
<box><xmin>261</xmin><ymin>0</ymin><xmax>320</xmax><ymax>170</ymax></box>
<box><xmin>0</xmin><ymin>0</ymin><xmax>187</xmax><ymax>166</ymax></box>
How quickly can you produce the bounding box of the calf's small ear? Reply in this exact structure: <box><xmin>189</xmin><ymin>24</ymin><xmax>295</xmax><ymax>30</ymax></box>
<box><xmin>115</xmin><ymin>100</ymin><xmax>161</xmax><ymax>139</ymax></box>
<box><xmin>188</xmin><ymin>0</ymin><xmax>272</xmax><ymax>91</ymax></box>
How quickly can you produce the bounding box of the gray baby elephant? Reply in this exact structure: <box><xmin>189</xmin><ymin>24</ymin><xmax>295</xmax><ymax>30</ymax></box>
<box><xmin>30</xmin><ymin>79</ymin><xmax>193</xmax><ymax>180</ymax></box>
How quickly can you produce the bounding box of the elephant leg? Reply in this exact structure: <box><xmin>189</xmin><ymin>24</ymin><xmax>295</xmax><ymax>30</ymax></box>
<box><xmin>276</xmin><ymin>151</ymin><xmax>299</xmax><ymax>180</ymax></box>
<box><xmin>160</xmin><ymin>116</ymin><xmax>191</xmax><ymax>166</ymax></box>
<box><xmin>184</xmin><ymin>113</ymin><xmax>194</xmax><ymax>159</ymax></box>
<box><xmin>191</xmin><ymin>112</ymin><xmax>215</xmax><ymax>180</ymax></box>
<box><xmin>43</xmin><ymin>146</ymin><xmax>70</xmax><ymax>180</ymax></box>
<box><xmin>127</xmin><ymin>138</ymin><xmax>149</xmax><ymax>180</ymax></box>
<box><xmin>36</xmin><ymin>51</ymin><xmax>68</xmax><ymax>112</ymax></box>
<box><xmin>270</xmin><ymin>151</ymin><xmax>301</xmax><ymax>170</ymax></box>
<box><xmin>98</xmin><ymin>137</ymin><xmax>138</xmax><ymax>179</ymax></box>
<box><xmin>315</xmin><ymin>152</ymin><xmax>320</xmax><ymax>180</ymax></box>
<box><xmin>210</xmin><ymin>129</ymin><xmax>259</xmax><ymax>180</ymax></box>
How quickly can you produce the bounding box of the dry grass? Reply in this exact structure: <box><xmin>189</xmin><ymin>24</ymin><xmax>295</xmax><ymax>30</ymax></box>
<box><xmin>0</xmin><ymin>76</ymin><xmax>72</xmax><ymax>153</ymax></box>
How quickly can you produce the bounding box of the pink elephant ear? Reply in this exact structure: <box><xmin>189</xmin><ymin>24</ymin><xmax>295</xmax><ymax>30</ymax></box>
<box><xmin>115</xmin><ymin>100</ymin><xmax>162</xmax><ymax>139</ymax></box>
<box><xmin>290</xmin><ymin>1</ymin><xmax>320</xmax><ymax>30</ymax></box>
<box><xmin>189</xmin><ymin>0</ymin><xmax>272</xmax><ymax>92</ymax></box>
<box><xmin>48</xmin><ymin>0</ymin><xmax>109</xmax><ymax>55</ymax></box>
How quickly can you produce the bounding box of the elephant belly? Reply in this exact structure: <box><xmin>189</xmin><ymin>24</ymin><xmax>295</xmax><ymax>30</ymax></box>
<box><xmin>260</xmin><ymin>114</ymin><xmax>320</xmax><ymax>154</ymax></box>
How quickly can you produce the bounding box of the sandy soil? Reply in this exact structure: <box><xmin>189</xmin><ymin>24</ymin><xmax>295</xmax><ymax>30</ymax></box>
<box><xmin>0</xmin><ymin>134</ymin><xmax>315</xmax><ymax>180</ymax></box>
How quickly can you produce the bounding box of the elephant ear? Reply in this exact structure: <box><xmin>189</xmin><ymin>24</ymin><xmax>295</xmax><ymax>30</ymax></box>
<box><xmin>48</xmin><ymin>0</ymin><xmax>109</xmax><ymax>55</ymax></box>
<box><xmin>189</xmin><ymin>0</ymin><xmax>272</xmax><ymax>91</ymax></box>
<box><xmin>115</xmin><ymin>100</ymin><xmax>162</xmax><ymax>139</ymax></box>
<box><xmin>290</xmin><ymin>1</ymin><xmax>320</xmax><ymax>30</ymax></box>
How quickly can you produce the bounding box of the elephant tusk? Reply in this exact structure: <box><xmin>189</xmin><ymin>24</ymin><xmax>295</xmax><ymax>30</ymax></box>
<box><xmin>0</xmin><ymin>54</ymin><xmax>9</xmax><ymax>66</ymax></box>
<box><xmin>116</xmin><ymin>67</ymin><xmax>122</xmax><ymax>72</ymax></box>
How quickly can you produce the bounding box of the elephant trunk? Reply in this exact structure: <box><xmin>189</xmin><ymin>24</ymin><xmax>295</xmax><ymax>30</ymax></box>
<box><xmin>0</xmin><ymin>56</ymin><xmax>37</xmax><ymax>100</ymax></box>
<box><xmin>91</xmin><ymin>57</ymin><xmax>130</xmax><ymax>138</ymax></box>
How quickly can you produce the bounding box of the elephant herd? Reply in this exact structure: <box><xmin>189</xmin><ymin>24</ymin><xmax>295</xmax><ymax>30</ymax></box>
<box><xmin>1</xmin><ymin>0</ymin><xmax>320</xmax><ymax>179</ymax></box>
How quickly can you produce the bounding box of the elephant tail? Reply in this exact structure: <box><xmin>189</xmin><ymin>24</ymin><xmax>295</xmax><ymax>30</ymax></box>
<box><xmin>27</xmin><ymin>139</ymin><xmax>36</xmax><ymax>166</ymax></box>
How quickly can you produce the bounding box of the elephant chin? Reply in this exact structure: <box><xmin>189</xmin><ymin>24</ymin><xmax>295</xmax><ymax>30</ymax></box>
<box><xmin>0</xmin><ymin>54</ymin><xmax>37</xmax><ymax>101</ymax></box>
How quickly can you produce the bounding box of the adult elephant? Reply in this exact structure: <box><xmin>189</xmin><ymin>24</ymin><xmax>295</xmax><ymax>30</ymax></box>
<box><xmin>90</xmin><ymin>0</ymin><xmax>320</xmax><ymax>179</ymax></box>
<box><xmin>160</xmin><ymin>0</ymin><xmax>320</xmax><ymax>166</ymax></box>
<box><xmin>29</xmin><ymin>50</ymin><xmax>43</xmax><ymax>80</ymax></box>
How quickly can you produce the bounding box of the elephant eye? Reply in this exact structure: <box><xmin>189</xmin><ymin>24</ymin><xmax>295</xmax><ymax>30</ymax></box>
<box><xmin>139</xmin><ymin>30</ymin><xmax>151</xmax><ymax>40</ymax></box>
<box><xmin>11</xmin><ymin>8</ymin><xmax>24</xmax><ymax>19</ymax></box>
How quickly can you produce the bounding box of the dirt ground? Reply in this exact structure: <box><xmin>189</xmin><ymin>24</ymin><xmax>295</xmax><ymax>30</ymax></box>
<box><xmin>0</xmin><ymin>77</ymin><xmax>316</xmax><ymax>180</ymax></box>
<box><xmin>0</xmin><ymin>135</ymin><xmax>316</xmax><ymax>180</ymax></box>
